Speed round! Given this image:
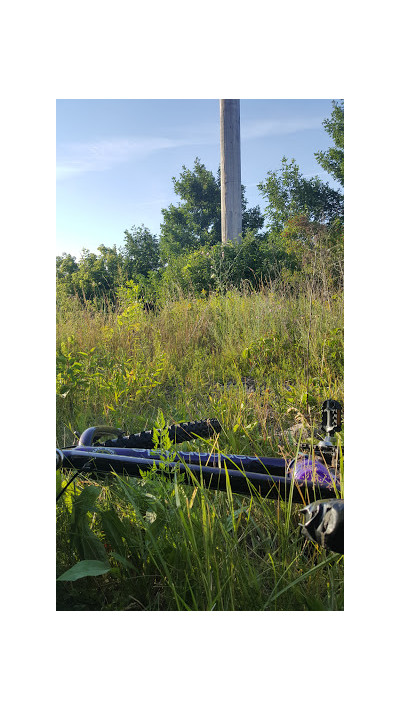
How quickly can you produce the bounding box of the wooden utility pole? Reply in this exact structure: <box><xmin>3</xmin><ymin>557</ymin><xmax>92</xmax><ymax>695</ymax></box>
<box><xmin>220</xmin><ymin>99</ymin><xmax>242</xmax><ymax>244</ymax></box>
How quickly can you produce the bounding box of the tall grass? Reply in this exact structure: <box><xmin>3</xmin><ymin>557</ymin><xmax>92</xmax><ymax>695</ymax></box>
<box><xmin>56</xmin><ymin>282</ymin><xmax>344</xmax><ymax>610</ymax></box>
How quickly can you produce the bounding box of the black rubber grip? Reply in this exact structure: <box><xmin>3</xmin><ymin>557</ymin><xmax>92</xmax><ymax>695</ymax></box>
<box><xmin>102</xmin><ymin>418</ymin><xmax>222</xmax><ymax>449</ymax></box>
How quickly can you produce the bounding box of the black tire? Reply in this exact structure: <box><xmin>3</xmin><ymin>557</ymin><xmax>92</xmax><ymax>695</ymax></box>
<box><xmin>299</xmin><ymin>499</ymin><xmax>344</xmax><ymax>554</ymax></box>
<box><xmin>102</xmin><ymin>418</ymin><xmax>221</xmax><ymax>449</ymax></box>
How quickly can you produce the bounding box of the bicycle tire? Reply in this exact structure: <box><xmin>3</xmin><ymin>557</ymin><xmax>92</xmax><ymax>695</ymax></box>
<box><xmin>100</xmin><ymin>418</ymin><xmax>222</xmax><ymax>449</ymax></box>
<box><xmin>299</xmin><ymin>499</ymin><xmax>344</xmax><ymax>554</ymax></box>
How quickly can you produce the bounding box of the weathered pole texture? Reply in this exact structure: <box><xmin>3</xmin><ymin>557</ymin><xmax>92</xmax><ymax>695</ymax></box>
<box><xmin>220</xmin><ymin>99</ymin><xmax>242</xmax><ymax>244</ymax></box>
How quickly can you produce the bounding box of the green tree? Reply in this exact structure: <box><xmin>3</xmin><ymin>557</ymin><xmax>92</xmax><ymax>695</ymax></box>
<box><xmin>159</xmin><ymin>158</ymin><xmax>264</xmax><ymax>261</ymax></box>
<box><xmin>70</xmin><ymin>248</ymin><xmax>112</xmax><ymax>301</ymax></box>
<box><xmin>257</xmin><ymin>156</ymin><xmax>343</xmax><ymax>232</ymax></box>
<box><xmin>242</xmin><ymin>201</ymin><xmax>265</xmax><ymax>235</ymax></box>
<box><xmin>315</xmin><ymin>100</ymin><xmax>344</xmax><ymax>187</ymax></box>
<box><xmin>56</xmin><ymin>247</ymin><xmax>126</xmax><ymax>303</ymax></box>
<box><xmin>123</xmin><ymin>225</ymin><xmax>161</xmax><ymax>279</ymax></box>
<box><xmin>172</xmin><ymin>159</ymin><xmax>221</xmax><ymax>239</ymax></box>
<box><xmin>97</xmin><ymin>244</ymin><xmax>126</xmax><ymax>295</ymax></box>
<box><xmin>56</xmin><ymin>252</ymin><xmax>79</xmax><ymax>291</ymax></box>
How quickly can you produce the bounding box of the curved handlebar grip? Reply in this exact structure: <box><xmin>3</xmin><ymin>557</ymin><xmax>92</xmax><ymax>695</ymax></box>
<box><xmin>78</xmin><ymin>427</ymin><xmax>124</xmax><ymax>446</ymax></box>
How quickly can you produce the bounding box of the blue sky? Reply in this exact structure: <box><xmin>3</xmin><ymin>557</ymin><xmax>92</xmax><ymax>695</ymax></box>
<box><xmin>56</xmin><ymin>99</ymin><xmax>341</xmax><ymax>259</ymax></box>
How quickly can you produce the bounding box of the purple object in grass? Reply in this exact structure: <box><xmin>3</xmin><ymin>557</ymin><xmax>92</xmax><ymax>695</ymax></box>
<box><xmin>289</xmin><ymin>456</ymin><xmax>339</xmax><ymax>489</ymax></box>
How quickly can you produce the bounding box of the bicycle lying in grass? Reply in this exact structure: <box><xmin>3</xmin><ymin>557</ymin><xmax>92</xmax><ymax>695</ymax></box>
<box><xmin>56</xmin><ymin>399</ymin><xmax>344</xmax><ymax>554</ymax></box>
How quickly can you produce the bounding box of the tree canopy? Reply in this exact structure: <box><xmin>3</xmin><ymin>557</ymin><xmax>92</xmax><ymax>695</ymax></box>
<box><xmin>159</xmin><ymin>158</ymin><xmax>264</xmax><ymax>261</ymax></box>
<box><xmin>258</xmin><ymin>100</ymin><xmax>344</xmax><ymax>232</ymax></box>
<box><xmin>123</xmin><ymin>225</ymin><xmax>161</xmax><ymax>278</ymax></box>
<box><xmin>257</xmin><ymin>156</ymin><xmax>344</xmax><ymax>232</ymax></box>
<box><xmin>315</xmin><ymin>100</ymin><xmax>344</xmax><ymax>187</ymax></box>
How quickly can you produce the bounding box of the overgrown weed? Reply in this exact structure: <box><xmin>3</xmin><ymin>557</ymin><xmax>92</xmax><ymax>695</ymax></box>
<box><xmin>56</xmin><ymin>282</ymin><xmax>343</xmax><ymax>610</ymax></box>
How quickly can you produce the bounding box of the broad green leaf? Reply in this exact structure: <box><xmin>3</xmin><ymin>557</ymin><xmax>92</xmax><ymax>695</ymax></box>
<box><xmin>75</xmin><ymin>522</ymin><xmax>109</xmax><ymax>562</ymax></box>
<box><xmin>73</xmin><ymin>485</ymin><xmax>101</xmax><ymax>514</ymax></box>
<box><xmin>57</xmin><ymin>560</ymin><xmax>110</xmax><ymax>582</ymax></box>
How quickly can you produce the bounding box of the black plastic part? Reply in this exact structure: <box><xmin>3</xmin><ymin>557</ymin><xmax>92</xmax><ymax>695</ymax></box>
<box><xmin>299</xmin><ymin>499</ymin><xmax>344</xmax><ymax>554</ymax></box>
<box><xmin>101</xmin><ymin>418</ymin><xmax>222</xmax><ymax>449</ymax></box>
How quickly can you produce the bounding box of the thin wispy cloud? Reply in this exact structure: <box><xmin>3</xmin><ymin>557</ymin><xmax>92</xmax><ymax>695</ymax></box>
<box><xmin>57</xmin><ymin>116</ymin><xmax>324</xmax><ymax>180</ymax></box>
<box><xmin>242</xmin><ymin>117</ymin><xmax>323</xmax><ymax>140</ymax></box>
<box><xmin>56</xmin><ymin>135</ymin><xmax>209</xmax><ymax>180</ymax></box>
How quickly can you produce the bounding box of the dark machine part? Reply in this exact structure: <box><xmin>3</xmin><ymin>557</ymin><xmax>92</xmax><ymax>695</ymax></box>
<box><xmin>299</xmin><ymin>499</ymin><xmax>344</xmax><ymax>554</ymax></box>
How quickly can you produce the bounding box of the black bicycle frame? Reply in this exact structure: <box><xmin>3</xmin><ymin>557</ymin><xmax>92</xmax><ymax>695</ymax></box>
<box><xmin>57</xmin><ymin>444</ymin><xmax>340</xmax><ymax>505</ymax></box>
